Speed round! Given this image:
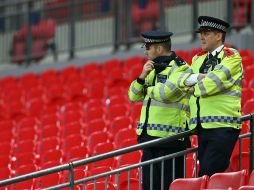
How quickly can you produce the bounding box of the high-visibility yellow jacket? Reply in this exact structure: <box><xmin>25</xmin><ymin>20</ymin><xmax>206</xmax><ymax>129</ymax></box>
<box><xmin>188</xmin><ymin>47</ymin><xmax>243</xmax><ymax>130</ymax></box>
<box><xmin>128</xmin><ymin>55</ymin><xmax>191</xmax><ymax>138</ymax></box>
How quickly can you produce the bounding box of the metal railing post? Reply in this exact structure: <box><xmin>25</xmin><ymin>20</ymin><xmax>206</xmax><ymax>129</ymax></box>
<box><xmin>125</xmin><ymin>0</ymin><xmax>132</xmax><ymax>50</ymax></box>
<box><xmin>113</xmin><ymin>0</ymin><xmax>119</xmax><ymax>52</ymax></box>
<box><xmin>68</xmin><ymin>163</ymin><xmax>75</xmax><ymax>190</ymax></box>
<box><xmin>25</xmin><ymin>0</ymin><xmax>33</xmax><ymax>65</ymax></box>
<box><xmin>159</xmin><ymin>0</ymin><xmax>165</xmax><ymax>31</ymax></box>
<box><xmin>250</xmin><ymin>113</ymin><xmax>254</xmax><ymax>172</ymax></box>
<box><xmin>68</xmin><ymin>0</ymin><xmax>75</xmax><ymax>60</ymax></box>
<box><xmin>227</xmin><ymin>0</ymin><xmax>233</xmax><ymax>33</ymax></box>
<box><xmin>251</xmin><ymin>0</ymin><xmax>254</xmax><ymax>30</ymax></box>
<box><xmin>192</xmin><ymin>0</ymin><xmax>198</xmax><ymax>41</ymax></box>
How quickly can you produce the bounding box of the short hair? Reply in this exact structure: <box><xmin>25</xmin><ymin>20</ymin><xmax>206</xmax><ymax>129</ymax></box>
<box><xmin>212</xmin><ymin>30</ymin><xmax>226</xmax><ymax>43</ymax></box>
<box><xmin>157</xmin><ymin>39</ymin><xmax>171</xmax><ymax>51</ymax></box>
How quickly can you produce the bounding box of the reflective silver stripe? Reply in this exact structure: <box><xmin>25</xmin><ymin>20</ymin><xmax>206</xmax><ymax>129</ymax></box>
<box><xmin>167</xmin><ymin>63</ymin><xmax>178</xmax><ymax>77</ymax></box>
<box><xmin>131</xmin><ymin>84</ymin><xmax>141</xmax><ymax>95</ymax></box>
<box><xmin>159</xmin><ymin>84</ymin><xmax>167</xmax><ymax>100</ymax></box>
<box><xmin>177</xmin><ymin>68</ymin><xmax>192</xmax><ymax>86</ymax></box>
<box><xmin>143</xmin><ymin>100</ymin><xmax>189</xmax><ymax>112</ymax></box>
<box><xmin>198</xmin><ymin>81</ymin><xmax>207</xmax><ymax>95</ymax></box>
<box><xmin>164</xmin><ymin>81</ymin><xmax>176</xmax><ymax>91</ymax></box>
<box><xmin>222</xmin><ymin>90</ymin><xmax>241</xmax><ymax>97</ymax></box>
<box><xmin>137</xmin><ymin>123</ymin><xmax>186</xmax><ymax>133</ymax></box>
<box><xmin>159</xmin><ymin>81</ymin><xmax>184</xmax><ymax>101</ymax></box>
<box><xmin>219</xmin><ymin>65</ymin><xmax>231</xmax><ymax>80</ymax></box>
<box><xmin>207</xmin><ymin>72</ymin><xmax>225</xmax><ymax>91</ymax></box>
<box><xmin>215</xmin><ymin>65</ymin><xmax>242</xmax><ymax>87</ymax></box>
<box><xmin>190</xmin><ymin>116</ymin><xmax>241</xmax><ymax>125</ymax></box>
<box><xmin>235</xmin><ymin>79</ymin><xmax>242</xmax><ymax>87</ymax></box>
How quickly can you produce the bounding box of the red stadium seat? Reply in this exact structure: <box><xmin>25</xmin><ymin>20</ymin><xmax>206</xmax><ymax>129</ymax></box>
<box><xmin>39</xmin><ymin>113</ymin><xmax>58</xmax><ymax>126</ymax></box>
<box><xmin>11</xmin><ymin>152</ymin><xmax>37</xmax><ymax>170</ymax></box>
<box><xmin>39</xmin><ymin>160</ymin><xmax>61</xmax><ymax>170</ymax></box>
<box><xmin>64</xmin><ymin>82</ymin><xmax>87</xmax><ymax>103</ymax></box>
<box><xmin>60</xmin><ymin>122</ymin><xmax>82</xmax><ymax>138</ymax></box>
<box><xmin>14</xmin><ymin>127</ymin><xmax>36</xmax><ymax>141</ymax></box>
<box><xmin>241</xmin><ymin>88</ymin><xmax>254</xmax><ymax>107</ymax></box>
<box><xmin>83</xmin><ymin>118</ymin><xmax>108</xmax><ymax>137</ymax></box>
<box><xmin>34</xmin><ymin>173</ymin><xmax>61</xmax><ymax>189</ymax></box>
<box><xmin>13</xmin><ymin>164</ymin><xmax>38</xmax><ymax>176</ymax></box>
<box><xmin>102</xmin><ymin>59</ymin><xmax>122</xmax><ymax>73</ymax></box>
<box><xmin>65</xmin><ymin>146</ymin><xmax>89</xmax><ymax>162</ymax></box>
<box><xmin>32</xmin><ymin>39</ymin><xmax>47</xmax><ymax>62</ymax></box>
<box><xmin>114</xmin><ymin>128</ymin><xmax>136</xmax><ymax>146</ymax></box>
<box><xmin>0</xmin><ymin>119</ymin><xmax>14</xmax><ymax>131</ymax></box>
<box><xmin>40</xmin><ymin>149</ymin><xmax>63</xmax><ymax>164</ymax></box>
<box><xmin>119</xmin><ymin>178</ymin><xmax>140</xmax><ymax>190</ymax></box>
<box><xmin>58</xmin><ymin>110</ymin><xmax>82</xmax><ymax>125</ymax></box>
<box><xmin>18</xmin><ymin>72</ymin><xmax>38</xmax><ymax>90</ymax></box>
<box><xmin>244</xmin><ymin>66</ymin><xmax>254</xmax><ymax>83</ymax></box>
<box><xmin>17</xmin><ymin>116</ymin><xmax>38</xmax><ymax>129</ymax></box>
<box><xmin>0</xmin><ymin>130</ymin><xmax>13</xmax><ymax>144</ymax></box>
<box><xmin>206</xmin><ymin>170</ymin><xmax>248</xmax><ymax>189</ymax></box>
<box><xmin>39</xmin><ymin>124</ymin><xmax>59</xmax><ymax>139</ymax></box>
<box><xmin>12</xmin><ymin>140</ymin><xmax>35</xmax><ymax>155</ymax></box>
<box><xmin>169</xmin><ymin>175</ymin><xmax>208</xmax><ymax>190</ymax></box>
<box><xmin>61</xmin><ymin>134</ymin><xmax>85</xmax><ymax>151</ymax></box>
<box><xmin>87</xmin><ymin>166</ymin><xmax>113</xmax><ymax>182</ymax></box>
<box><xmin>36</xmin><ymin>137</ymin><xmax>60</xmax><ymax>153</ymax></box>
<box><xmin>0</xmin><ymin>167</ymin><xmax>11</xmax><ymax>180</ymax></box>
<box><xmin>44</xmin><ymin>85</ymin><xmax>67</xmax><ymax>106</ymax></box>
<box><xmin>85</xmin><ymin>181</ymin><xmax>116</xmax><ymax>190</ymax></box>
<box><xmin>230</xmin><ymin>152</ymin><xmax>250</xmax><ymax>172</ymax></box>
<box><xmin>60</xmin><ymin>65</ymin><xmax>78</xmax><ymax>78</ymax></box>
<box><xmin>107</xmin><ymin>104</ymin><xmax>129</xmax><ymax>120</ymax></box>
<box><xmin>242</xmin><ymin>99</ymin><xmax>254</xmax><ymax>114</ymax></box>
<box><xmin>123</xmin><ymin>56</ymin><xmax>145</xmax><ymax>70</ymax></box>
<box><xmin>117</xmin><ymin>138</ymin><xmax>137</xmax><ymax>149</ymax></box>
<box><xmin>0</xmin><ymin>142</ymin><xmax>11</xmax><ymax>156</ymax></box>
<box><xmin>110</xmin><ymin>116</ymin><xmax>133</xmax><ymax>136</ymax></box>
<box><xmin>92</xmin><ymin>142</ymin><xmax>115</xmax><ymax>156</ymax></box>
<box><xmin>116</xmin><ymin>151</ymin><xmax>141</xmax><ymax>167</ymax></box>
<box><xmin>249</xmin><ymin>170</ymin><xmax>254</xmax><ymax>185</ymax></box>
<box><xmin>84</xmin><ymin>107</ymin><xmax>106</xmax><ymax>122</ymax></box>
<box><xmin>11</xmin><ymin>42</ymin><xmax>25</xmax><ymax>64</ymax></box>
<box><xmin>80</xmin><ymin>62</ymin><xmax>101</xmax><ymax>73</ymax></box>
<box><xmin>0</xmin><ymin>156</ymin><xmax>10</xmax><ymax>169</ymax></box>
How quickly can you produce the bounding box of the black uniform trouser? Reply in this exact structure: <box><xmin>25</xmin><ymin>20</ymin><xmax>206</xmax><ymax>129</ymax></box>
<box><xmin>197</xmin><ymin>127</ymin><xmax>240</xmax><ymax>177</ymax></box>
<box><xmin>141</xmin><ymin>146</ymin><xmax>185</xmax><ymax>190</ymax></box>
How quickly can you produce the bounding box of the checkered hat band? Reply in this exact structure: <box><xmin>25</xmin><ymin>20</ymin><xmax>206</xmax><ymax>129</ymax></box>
<box><xmin>190</xmin><ymin>116</ymin><xmax>241</xmax><ymax>125</ymax></box>
<box><xmin>137</xmin><ymin>123</ymin><xmax>186</xmax><ymax>133</ymax></box>
<box><xmin>144</xmin><ymin>38</ymin><xmax>170</xmax><ymax>43</ymax></box>
<box><xmin>201</xmin><ymin>21</ymin><xmax>226</xmax><ymax>31</ymax></box>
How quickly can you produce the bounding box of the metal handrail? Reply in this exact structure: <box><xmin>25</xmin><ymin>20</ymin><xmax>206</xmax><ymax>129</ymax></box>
<box><xmin>0</xmin><ymin>129</ymin><xmax>195</xmax><ymax>187</ymax></box>
<box><xmin>0</xmin><ymin>113</ymin><xmax>253</xmax><ymax>189</ymax></box>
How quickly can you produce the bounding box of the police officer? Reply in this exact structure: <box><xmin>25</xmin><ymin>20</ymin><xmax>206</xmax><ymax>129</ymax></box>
<box><xmin>128</xmin><ymin>30</ymin><xmax>191</xmax><ymax>190</ymax></box>
<box><xmin>184</xmin><ymin>16</ymin><xmax>243</xmax><ymax>177</ymax></box>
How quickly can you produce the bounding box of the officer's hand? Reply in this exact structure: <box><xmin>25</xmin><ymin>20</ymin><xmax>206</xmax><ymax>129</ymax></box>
<box><xmin>139</xmin><ymin>61</ymin><xmax>154</xmax><ymax>79</ymax></box>
<box><xmin>197</xmin><ymin>73</ymin><xmax>206</xmax><ymax>81</ymax></box>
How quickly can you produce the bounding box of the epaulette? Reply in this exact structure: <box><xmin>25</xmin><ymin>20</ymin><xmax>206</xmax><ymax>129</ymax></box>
<box><xmin>224</xmin><ymin>48</ymin><xmax>235</xmax><ymax>56</ymax></box>
<box><xmin>197</xmin><ymin>50</ymin><xmax>207</xmax><ymax>56</ymax></box>
<box><xmin>174</xmin><ymin>56</ymin><xmax>186</xmax><ymax>66</ymax></box>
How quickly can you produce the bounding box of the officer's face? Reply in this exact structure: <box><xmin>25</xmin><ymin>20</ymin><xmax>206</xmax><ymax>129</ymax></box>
<box><xmin>144</xmin><ymin>44</ymin><xmax>160</xmax><ymax>60</ymax></box>
<box><xmin>199</xmin><ymin>31</ymin><xmax>223</xmax><ymax>52</ymax></box>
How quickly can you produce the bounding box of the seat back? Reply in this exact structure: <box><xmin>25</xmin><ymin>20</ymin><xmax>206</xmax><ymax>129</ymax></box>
<box><xmin>207</xmin><ymin>170</ymin><xmax>248</xmax><ymax>189</ymax></box>
<box><xmin>169</xmin><ymin>175</ymin><xmax>208</xmax><ymax>190</ymax></box>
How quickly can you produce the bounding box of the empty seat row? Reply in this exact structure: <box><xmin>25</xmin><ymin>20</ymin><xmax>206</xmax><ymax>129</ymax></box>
<box><xmin>169</xmin><ymin>169</ymin><xmax>254</xmax><ymax>190</ymax></box>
